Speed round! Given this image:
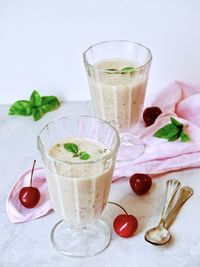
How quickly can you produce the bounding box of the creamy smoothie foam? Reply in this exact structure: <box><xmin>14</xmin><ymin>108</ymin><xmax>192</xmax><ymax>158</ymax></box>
<box><xmin>88</xmin><ymin>58</ymin><xmax>148</xmax><ymax>131</ymax></box>
<box><xmin>46</xmin><ymin>138</ymin><xmax>113</xmax><ymax>226</ymax></box>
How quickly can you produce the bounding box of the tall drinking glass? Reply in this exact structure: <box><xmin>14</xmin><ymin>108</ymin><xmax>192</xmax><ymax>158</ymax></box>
<box><xmin>37</xmin><ymin>116</ymin><xmax>120</xmax><ymax>257</ymax></box>
<box><xmin>83</xmin><ymin>40</ymin><xmax>152</xmax><ymax>160</ymax></box>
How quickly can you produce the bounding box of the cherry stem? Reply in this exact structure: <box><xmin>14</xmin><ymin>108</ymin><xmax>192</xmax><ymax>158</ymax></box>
<box><xmin>30</xmin><ymin>160</ymin><xmax>36</xmax><ymax>187</ymax></box>
<box><xmin>108</xmin><ymin>201</ymin><xmax>128</xmax><ymax>215</ymax></box>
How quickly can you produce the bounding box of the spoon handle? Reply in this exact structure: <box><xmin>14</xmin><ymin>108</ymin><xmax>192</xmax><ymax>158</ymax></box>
<box><xmin>165</xmin><ymin>186</ymin><xmax>193</xmax><ymax>229</ymax></box>
<box><xmin>160</xmin><ymin>179</ymin><xmax>181</xmax><ymax>222</ymax></box>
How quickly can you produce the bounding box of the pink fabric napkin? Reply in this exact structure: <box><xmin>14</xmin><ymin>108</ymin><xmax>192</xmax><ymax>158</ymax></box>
<box><xmin>7</xmin><ymin>80</ymin><xmax>200</xmax><ymax>223</ymax></box>
<box><xmin>113</xmin><ymin>80</ymin><xmax>200</xmax><ymax>180</ymax></box>
<box><xmin>6</xmin><ymin>168</ymin><xmax>53</xmax><ymax>223</ymax></box>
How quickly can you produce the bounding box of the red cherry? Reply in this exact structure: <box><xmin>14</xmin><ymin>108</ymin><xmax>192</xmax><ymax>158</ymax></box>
<box><xmin>130</xmin><ymin>173</ymin><xmax>152</xmax><ymax>195</ymax></box>
<box><xmin>143</xmin><ymin>106</ymin><xmax>162</xmax><ymax>126</ymax></box>
<box><xmin>19</xmin><ymin>187</ymin><xmax>40</xmax><ymax>208</ymax></box>
<box><xmin>113</xmin><ymin>214</ymin><xmax>138</xmax><ymax>238</ymax></box>
<box><xmin>108</xmin><ymin>201</ymin><xmax>138</xmax><ymax>238</ymax></box>
<box><xmin>19</xmin><ymin>160</ymin><xmax>41</xmax><ymax>209</ymax></box>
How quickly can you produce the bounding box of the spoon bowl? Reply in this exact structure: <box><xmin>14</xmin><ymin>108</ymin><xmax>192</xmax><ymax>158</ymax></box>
<box><xmin>145</xmin><ymin>221</ymin><xmax>171</xmax><ymax>245</ymax></box>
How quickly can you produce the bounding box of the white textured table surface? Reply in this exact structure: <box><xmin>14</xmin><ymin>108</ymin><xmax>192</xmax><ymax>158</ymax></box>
<box><xmin>1</xmin><ymin>102</ymin><xmax>200</xmax><ymax>267</ymax></box>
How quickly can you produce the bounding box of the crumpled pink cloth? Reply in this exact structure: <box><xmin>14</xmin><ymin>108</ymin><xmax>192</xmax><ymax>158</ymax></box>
<box><xmin>113</xmin><ymin>80</ymin><xmax>200</xmax><ymax>180</ymax></box>
<box><xmin>7</xmin><ymin>80</ymin><xmax>200</xmax><ymax>223</ymax></box>
<box><xmin>6</xmin><ymin>168</ymin><xmax>53</xmax><ymax>223</ymax></box>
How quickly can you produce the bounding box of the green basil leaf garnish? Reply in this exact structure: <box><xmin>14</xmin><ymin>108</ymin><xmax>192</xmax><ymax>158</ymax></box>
<box><xmin>121</xmin><ymin>66</ymin><xmax>135</xmax><ymax>74</ymax></box>
<box><xmin>63</xmin><ymin>144</ymin><xmax>90</xmax><ymax>160</ymax></box>
<box><xmin>105</xmin><ymin>68</ymin><xmax>119</xmax><ymax>74</ymax></box>
<box><xmin>105</xmin><ymin>66</ymin><xmax>135</xmax><ymax>74</ymax></box>
<box><xmin>80</xmin><ymin>152</ymin><xmax>90</xmax><ymax>160</ymax></box>
<box><xmin>64</xmin><ymin>143</ymin><xmax>79</xmax><ymax>154</ymax></box>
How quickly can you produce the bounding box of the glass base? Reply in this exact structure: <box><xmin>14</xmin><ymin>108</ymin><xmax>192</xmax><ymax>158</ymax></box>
<box><xmin>51</xmin><ymin>219</ymin><xmax>111</xmax><ymax>257</ymax></box>
<box><xmin>117</xmin><ymin>132</ymin><xmax>145</xmax><ymax>161</ymax></box>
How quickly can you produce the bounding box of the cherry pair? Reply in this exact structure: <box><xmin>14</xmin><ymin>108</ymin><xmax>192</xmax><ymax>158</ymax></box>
<box><xmin>111</xmin><ymin>173</ymin><xmax>152</xmax><ymax>238</ymax></box>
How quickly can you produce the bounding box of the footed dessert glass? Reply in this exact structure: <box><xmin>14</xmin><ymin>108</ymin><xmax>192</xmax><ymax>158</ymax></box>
<box><xmin>37</xmin><ymin>116</ymin><xmax>120</xmax><ymax>257</ymax></box>
<box><xmin>83</xmin><ymin>40</ymin><xmax>152</xmax><ymax>160</ymax></box>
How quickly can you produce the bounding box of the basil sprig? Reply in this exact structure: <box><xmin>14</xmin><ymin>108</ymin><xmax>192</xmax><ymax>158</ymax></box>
<box><xmin>64</xmin><ymin>143</ymin><xmax>90</xmax><ymax>160</ymax></box>
<box><xmin>153</xmin><ymin>117</ymin><xmax>191</xmax><ymax>142</ymax></box>
<box><xmin>9</xmin><ymin>90</ymin><xmax>60</xmax><ymax>121</ymax></box>
<box><xmin>105</xmin><ymin>66</ymin><xmax>135</xmax><ymax>74</ymax></box>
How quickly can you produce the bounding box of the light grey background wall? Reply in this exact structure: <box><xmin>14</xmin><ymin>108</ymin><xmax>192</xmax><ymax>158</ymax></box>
<box><xmin>0</xmin><ymin>0</ymin><xmax>199</xmax><ymax>104</ymax></box>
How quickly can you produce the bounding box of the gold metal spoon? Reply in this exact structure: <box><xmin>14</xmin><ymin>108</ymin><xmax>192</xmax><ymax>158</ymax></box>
<box><xmin>145</xmin><ymin>183</ymin><xmax>193</xmax><ymax>245</ymax></box>
<box><xmin>144</xmin><ymin>179</ymin><xmax>181</xmax><ymax>245</ymax></box>
<box><xmin>165</xmin><ymin>186</ymin><xmax>193</xmax><ymax>229</ymax></box>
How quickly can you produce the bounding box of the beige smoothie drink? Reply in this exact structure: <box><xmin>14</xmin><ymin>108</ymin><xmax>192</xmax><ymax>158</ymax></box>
<box><xmin>46</xmin><ymin>138</ymin><xmax>113</xmax><ymax>226</ymax></box>
<box><xmin>88</xmin><ymin>58</ymin><xmax>148</xmax><ymax>131</ymax></box>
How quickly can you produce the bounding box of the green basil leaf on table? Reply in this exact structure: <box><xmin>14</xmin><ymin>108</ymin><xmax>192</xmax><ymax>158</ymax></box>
<box><xmin>9</xmin><ymin>100</ymin><xmax>33</xmax><ymax>116</ymax></box>
<box><xmin>30</xmin><ymin>90</ymin><xmax>42</xmax><ymax>107</ymax></box>
<box><xmin>41</xmin><ymin>96</ymin><xmax>60</xmax><ymax>112</ymax></box>
<box><xmin>32</xmin><ymin>107</ymin><xmax>44</xmax><ymax>121</ymax></box>
<box><xmin>8</xmin><ymin>90</ymin><xmax>60</xmax><ymax>121</ymax></box>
